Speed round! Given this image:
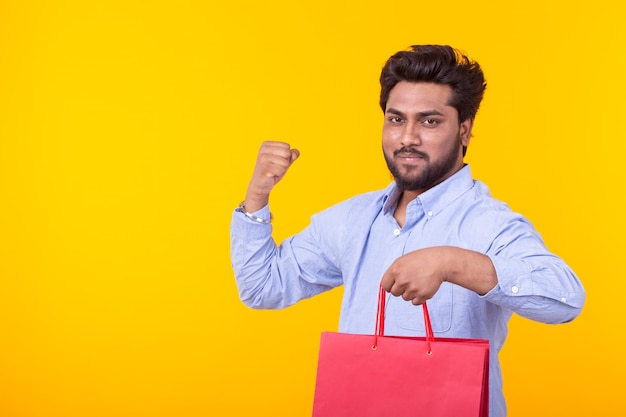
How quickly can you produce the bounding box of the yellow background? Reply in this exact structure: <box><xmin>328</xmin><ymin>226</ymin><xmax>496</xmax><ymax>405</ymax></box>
<box><xmin>1</xmin><ymin>1</ymin><xmax>623</xmax><ymax>416</ymax></box>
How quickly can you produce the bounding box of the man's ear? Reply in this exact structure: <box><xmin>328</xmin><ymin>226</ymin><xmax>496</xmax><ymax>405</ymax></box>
<box><xmin>460</xmin><ymin>118</ymin><xmax>474</xmax><ymax>147</ymax></box>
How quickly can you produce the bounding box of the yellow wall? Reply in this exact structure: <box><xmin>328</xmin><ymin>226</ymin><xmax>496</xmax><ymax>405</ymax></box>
<box><xmin>1</xmin><ymin>1</ymin><xmax>623</xmax><ymax>416</ymax></box>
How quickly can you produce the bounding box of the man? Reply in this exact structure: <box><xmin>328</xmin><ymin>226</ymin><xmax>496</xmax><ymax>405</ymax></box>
<box><xmin>230</xmin><ymin>45</ymin><xmax>585</xmax><ymax>417</ymax></box>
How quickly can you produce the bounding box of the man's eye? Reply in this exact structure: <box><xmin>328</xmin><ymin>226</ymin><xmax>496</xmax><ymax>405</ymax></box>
<box><xmin>423</xmin><ymin>119</ymin><xmax>439</xmax><ymax>125</ymax></box>
<box><xmin>389</xmin><ymin>116</ymin><xmax>403</xmax><ymax>123</ymax></box>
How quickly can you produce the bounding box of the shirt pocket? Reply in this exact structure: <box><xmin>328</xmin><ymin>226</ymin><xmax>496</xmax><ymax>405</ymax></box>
<box><xmin>387</xmin><ymin>281</ymin><xmax>453</xmax><ymax>334</ymax></box>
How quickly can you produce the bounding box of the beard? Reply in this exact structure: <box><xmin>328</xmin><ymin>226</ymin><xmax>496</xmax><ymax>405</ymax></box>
<box><xmin>384</xmin><ymin>139</ymin><xmax>462</xmax><ymax>192</ymax></box>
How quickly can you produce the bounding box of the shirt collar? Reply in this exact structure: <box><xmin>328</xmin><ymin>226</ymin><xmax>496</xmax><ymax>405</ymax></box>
<box><xmin>382</xmin><ymin>164</ymin><xmax>475</xmax><ymax>218</ymax></box>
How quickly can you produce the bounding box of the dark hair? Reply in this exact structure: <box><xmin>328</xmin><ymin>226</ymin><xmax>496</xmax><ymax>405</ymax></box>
<box><xmin>379</xmin><ymin>45</ymin><xmax>487</xmax><ymax>123</ymax></box>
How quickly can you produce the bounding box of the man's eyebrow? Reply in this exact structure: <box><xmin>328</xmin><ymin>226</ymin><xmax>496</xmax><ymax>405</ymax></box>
<box><xmin>386</xmin><ymin>108</ymin><xmax>405</xmax><ymax>116</ymax></box>
<box><xmin>417</xmin><ymin>109</ymin><xmax>445</xmax><ymax>117</ymax></box>
<box><xmin>385</xmin><ymin>108</ymin><xmax>445</xmax><ymax>117</ymax></box>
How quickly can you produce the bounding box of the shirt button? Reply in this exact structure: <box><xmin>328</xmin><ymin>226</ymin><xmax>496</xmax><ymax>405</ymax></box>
<box><xmin>561</xmin><ymin>297</ymin><xmax>567</xmax><ymax>303</ymax></box>
<box><xmin>511</xmin><ymin>286</ymin><xmax>519</xmax><ymax>294</ymax></box>
<box><xmin>427</xmin><ymin>211</ymin><xmax>433</xmax><ymax>217</ymax></box>
<box><xmin>393</xmin><ymin>229</ymin><xmax>400</xmax><ymax>236</ymax></box>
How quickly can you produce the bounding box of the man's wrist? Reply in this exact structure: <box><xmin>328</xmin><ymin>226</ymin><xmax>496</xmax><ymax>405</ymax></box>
<box><xmin>236</xmin><ymin>201</ymin><xmax>272</xmax><ymax>224</ymax></box>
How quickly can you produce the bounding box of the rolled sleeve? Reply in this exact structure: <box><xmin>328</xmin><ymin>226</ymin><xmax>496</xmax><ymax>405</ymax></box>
<box><xmin>482</xmin><ymin>255</ymin><xmax>585</xmax><ymax>323</ymax></box>
<box><xmin>230</xmin><ymin>204</ymin><xmax>342</xmax><ymax>310</ymax></box>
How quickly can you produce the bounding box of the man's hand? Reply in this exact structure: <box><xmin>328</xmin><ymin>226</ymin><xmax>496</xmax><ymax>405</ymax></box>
<box><xmin>380</xmin><ymin>246</ymin><xmax>497</xmax><ymax>305</ymax></box>
<box><xmin>381</xmin><ymin>247</ymin><xmax>448</xmax><ymax>305</ymax></box>
<box><xmin>244</xmin><ymin>141</ymin><xmax>300</xmax><ymax>212</ymax></box>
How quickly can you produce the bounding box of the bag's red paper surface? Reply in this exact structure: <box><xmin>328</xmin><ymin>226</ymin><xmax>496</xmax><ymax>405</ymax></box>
<box><xmin>312</xmin><ymin>331</ymin><xmax>489</xmax><ymax>417</ymax></box>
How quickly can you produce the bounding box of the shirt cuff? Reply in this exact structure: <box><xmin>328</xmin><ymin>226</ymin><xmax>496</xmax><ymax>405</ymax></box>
<box><xmin>481</xmin><ymin>255</ymin><xmax>534</xmax><ymax>299</ymax></box>
<box><xmin>232</xmin><ymin>204</ymin><xmax>273</xmax><ymax>239</ymax></box>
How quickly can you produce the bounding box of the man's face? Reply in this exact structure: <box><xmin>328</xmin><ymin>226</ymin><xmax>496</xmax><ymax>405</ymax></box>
<box><xmin>382</xmin><ymin>81</ymin><xmax>472</xmax><ymax>194</ymax></box>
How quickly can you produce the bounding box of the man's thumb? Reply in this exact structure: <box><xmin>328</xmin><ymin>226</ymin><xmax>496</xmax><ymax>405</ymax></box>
<box><xmin>290</xmin><ymin>148</ymin><xmax>300</xmax><ymax>163</ymax></box>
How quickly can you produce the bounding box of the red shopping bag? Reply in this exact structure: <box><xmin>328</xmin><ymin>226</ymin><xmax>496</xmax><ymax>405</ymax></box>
<box><xmin>312</xmin><ymin>285</ymin><xmax>489</xmax><ymax>417</ymax></box>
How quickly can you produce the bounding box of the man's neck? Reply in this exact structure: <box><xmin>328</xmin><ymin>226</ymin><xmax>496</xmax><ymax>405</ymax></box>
<box><xmin>393</xmin><ymin>190</ymin><xmax>420</xmax><ymax>228</ymax></box>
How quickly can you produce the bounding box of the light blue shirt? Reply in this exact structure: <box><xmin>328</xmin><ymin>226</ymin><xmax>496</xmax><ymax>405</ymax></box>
<box><xmin>230</xmin><ymin>164</ymin><xmax>585</xmax><ymax>417</ymax></box>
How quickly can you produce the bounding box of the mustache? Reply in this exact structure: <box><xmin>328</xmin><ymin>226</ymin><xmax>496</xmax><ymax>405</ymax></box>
<box><xmin>393</xmin><ymin>147</ymin><xmax>428</xmax><ymax>159</ymax></box>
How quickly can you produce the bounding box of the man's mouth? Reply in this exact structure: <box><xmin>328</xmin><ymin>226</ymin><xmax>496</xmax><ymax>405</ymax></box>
<box><xmin>394</xmin><ymin>148</ymin><xmax>428</xmax><ymax>160</ymax></box>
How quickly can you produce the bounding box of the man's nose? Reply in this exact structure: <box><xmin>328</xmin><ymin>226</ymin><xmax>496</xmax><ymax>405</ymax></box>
<box><xmin>401</xmin><ymin>122</ymin><xmax>421</xmax><ymax>146</ymax></box>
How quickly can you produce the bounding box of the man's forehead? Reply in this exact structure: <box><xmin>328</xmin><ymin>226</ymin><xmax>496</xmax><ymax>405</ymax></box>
<box><xmin>386</xmin><ymin>82</ymin><xmax>454</xmax><ymax>110</ymax></box>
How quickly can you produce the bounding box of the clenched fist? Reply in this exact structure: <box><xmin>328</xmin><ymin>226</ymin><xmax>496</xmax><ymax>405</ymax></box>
<box><xmin>244</xmin><ymin>141</ymin><xmax>300</xmax><ymax>212</ymax></box>
<box><xmin>380</xmin><ymin>246</ymin><xmax>498</xmax><ymax>305</ymax></box>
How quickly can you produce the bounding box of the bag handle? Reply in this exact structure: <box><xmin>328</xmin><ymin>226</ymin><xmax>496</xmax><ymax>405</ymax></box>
<box><xmin>374</xmin><ymin>284</ymin><xmax>434</xmax><ymax>354</ymax></box>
